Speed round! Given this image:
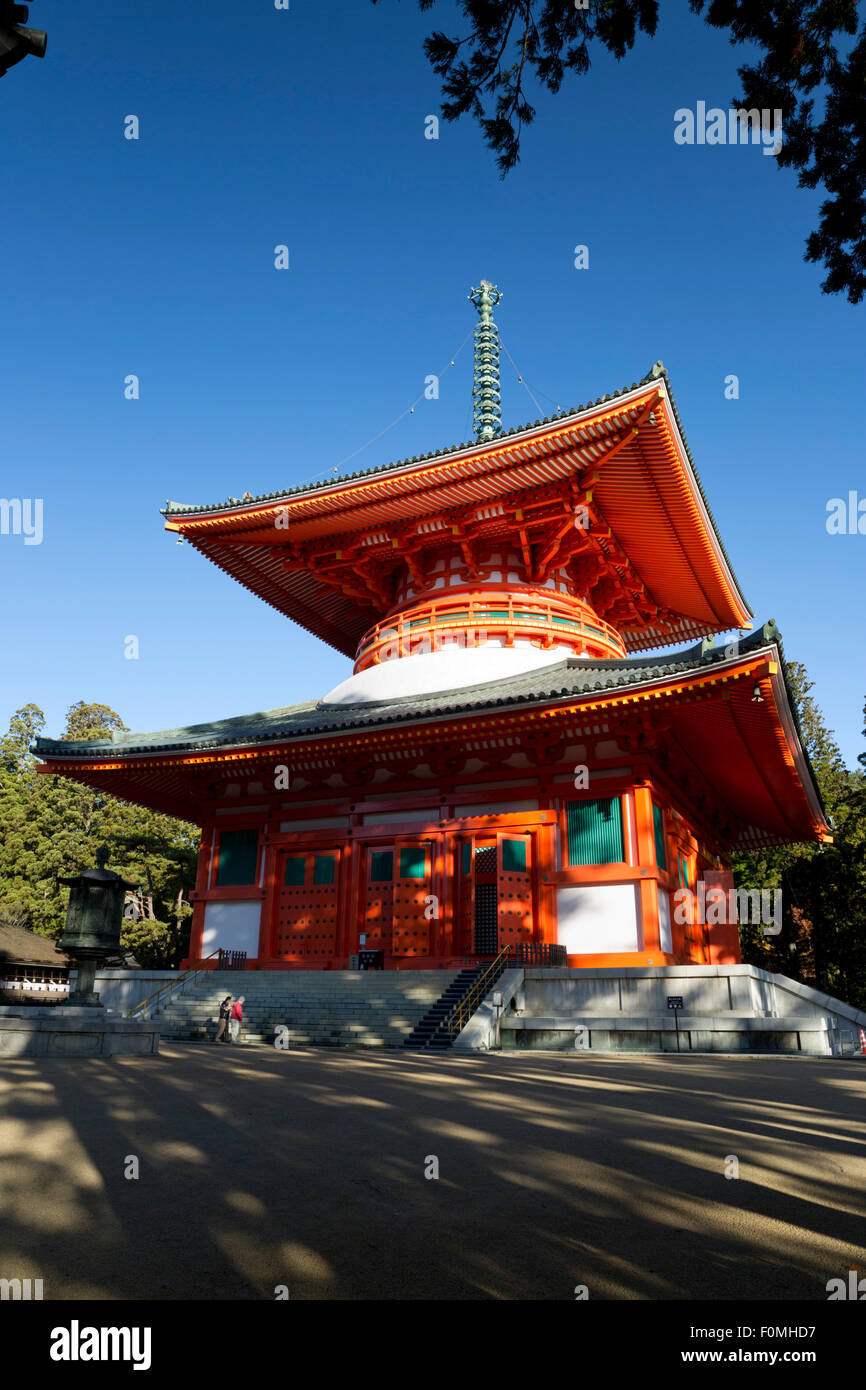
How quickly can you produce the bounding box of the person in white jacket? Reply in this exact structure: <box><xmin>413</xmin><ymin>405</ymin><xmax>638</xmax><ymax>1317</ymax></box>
<box><xmin>229</xmin><ymin>996</ymin><xmax>245</xmax><ymax>1043</ymax></box>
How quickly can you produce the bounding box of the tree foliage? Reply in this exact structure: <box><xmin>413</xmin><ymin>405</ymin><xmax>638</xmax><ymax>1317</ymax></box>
<box><xmin>0</xmin><ymin>701</ymin><xmax>198</xmax><ymax>969</ymax></box>
<box><xmin>376</xmin><ymin>0</ymin><xmax>866</xmax><ymax>302</ymax></box>
<box><xmin>734</xmin><ymin>665</ymin><xmax>866</xmax><ymax>1008</ymax></box>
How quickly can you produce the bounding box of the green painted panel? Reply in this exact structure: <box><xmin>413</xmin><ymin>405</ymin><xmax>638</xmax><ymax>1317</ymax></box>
<box><xmin>399</xmin><ymin>847</ymin><xmax>426</xmax><ymax>880</ymax></box>
<box><xmin>461</xmin><ymin>841</ymin><xmax>471</xmax><ymax>875</ymax></box>
<box><xmin>283</xmin><ymin>857</ymin><xmax>305</xmax><ymax>887</ymax></box>
<box><xmin>313</xmin><ymin>854</ymin><xmax>335</xmax><ymax>885</ymax></box>
<box><xmin>502</xmin><ymin>838</ymin><xmax>527</xmax><ymax>873</ymax></box>
<box><xmin>216</xmin><ymin>828</ymin><xmax>259</xmax><ymax>886</ymax></box>
<box><xmin>370</xmin><ymin>850</ymin><xmax>393</xmax><ymax>883</ymax></box>
<box><xmin>653</xmin><ymin>803</ymin><xmax>666</xmax><ymax>870</ymax></box>
<box><xmin>566</xmin><ymin>797</ymin><xmax>624</xmax><ymax>866</ymax></box>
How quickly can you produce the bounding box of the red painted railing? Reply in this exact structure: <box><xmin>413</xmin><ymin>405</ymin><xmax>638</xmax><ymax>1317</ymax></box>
<box><xmin>355</xmin><ymin>590</ymin><xmax>626</xmax><ymax>671</ymax></box>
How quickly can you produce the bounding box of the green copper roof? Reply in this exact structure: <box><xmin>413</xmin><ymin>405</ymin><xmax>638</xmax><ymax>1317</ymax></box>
<box><xmin>163</xmin><ymin>362</ymin><xmax>669</xmax><ymax>517</ymax></box>
<box><xmin>36</xmin><ymin>624</ymin><xmax>789</xmax><ymax>761</ymax></box>
<box><xmin>161</xmin><ymin>362</ymin><xmax>750</xmax><ymax>624</ymax></box>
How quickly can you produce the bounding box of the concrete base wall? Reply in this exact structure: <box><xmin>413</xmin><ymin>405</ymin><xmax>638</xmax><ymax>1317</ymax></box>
<box><xmin>502</xmin><ymin>1016</ymin><xmax>837</xmax><ymax>1055</ymax></box>
<box><xmin>487</xmin><ymin>965</ymin><xmax>866</xmax><ymax>1056</ymax></box>
<box><xmin>68</xmin><ymin>968</ymin><xmax>177</xmax><ymax>1014</ymax></box>
<box><xmin>0</xmin><ymin>1006</ymin><xmax>160</xmax><ymax>1057</ymax></box>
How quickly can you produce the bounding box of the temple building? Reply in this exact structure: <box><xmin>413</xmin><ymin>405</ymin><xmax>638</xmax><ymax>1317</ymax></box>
<box><xmin>36</xmin><ymin>284</ymin><xmax>831</xmax><ymax>971</ymax></box>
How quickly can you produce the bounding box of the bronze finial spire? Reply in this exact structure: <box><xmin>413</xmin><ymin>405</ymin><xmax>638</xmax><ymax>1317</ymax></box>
<box><xmin>468</xmin><ymin>280</ymin><xmax>502</xmax><ymax>442</ymax></box>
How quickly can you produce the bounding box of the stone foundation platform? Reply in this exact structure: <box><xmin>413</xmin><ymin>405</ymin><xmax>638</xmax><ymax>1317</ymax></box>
<box><xmin>0</xmin><ymin>1005</ymin><xmax>160</xmax><ymax>1057</ymax></box>
<box><xmin>454</xmin><ymin>965</ymin><xmax>866</xmax><ymax>1056</ymax></box>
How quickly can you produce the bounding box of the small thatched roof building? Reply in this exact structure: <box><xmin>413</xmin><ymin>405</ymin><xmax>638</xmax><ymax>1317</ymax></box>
<box><xmin>0</xmin><ymin>923</ymin><xmax>70</xmax><ymax>971</ymax></box>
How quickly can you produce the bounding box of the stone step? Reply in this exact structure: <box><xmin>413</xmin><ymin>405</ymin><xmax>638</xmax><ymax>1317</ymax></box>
<box><xmin>142</xmin><ymin>970</ymin><xmax>461</xmax><ymax>1048</ymax></box>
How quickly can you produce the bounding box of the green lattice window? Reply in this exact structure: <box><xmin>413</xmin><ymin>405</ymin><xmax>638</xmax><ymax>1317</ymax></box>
<box><xmin>653</xmin><ymin>803</ymin><xmax>666</xmax><ymax>871</ymax></box>
<box><xmin>399</xmin><ymin>847</ymin><xmax>426</xmax><ymax>879</ymax></box>
<box><xmin>502</xmin><ymin>839</ymin><xmax>527</xmax><ymax>873</ymax></box>
<box><xmin>216</xmin><ymin>828</ymin><xmax>259</xmax><ymax>886</ymax></box>
<box><xmin>679</xmin><ymin>854</ymin><xmax>691</xmax><ymax>889</ymax></box>
<box><xmin>313</xmin><ymin>854</ymin><xmax>335</xmax><ymax>885</ymax></box>
<box><xmin>370</xmin><ymin>851</ymin><xmax>393</xmax><ymax>883</ymax></box>
<box><xmin>283</xmin><ymin>857</ymin><xmax>305</xmax><ymax>887</ymax></box>
<box><xmin>565</xmin><ymin>797</ymin><xmax>624</xmax><ymax>866</ymax></box>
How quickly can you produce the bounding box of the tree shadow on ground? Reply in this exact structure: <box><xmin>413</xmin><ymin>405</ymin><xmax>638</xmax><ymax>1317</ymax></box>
<box><xmin>0</xmin><ymin>1049</ymin><xmax>864</xmax><ymax>1300</ymax></box>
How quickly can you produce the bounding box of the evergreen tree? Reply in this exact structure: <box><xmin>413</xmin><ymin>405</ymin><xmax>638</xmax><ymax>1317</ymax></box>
<box><xmin>0</xmin><ymin>701</ymin><xmax>198</xmax><ymax>968</ymax></box>
<box><xmin>377</xmin><ymin>0</ymin><xmax>866</xmax><ymax>301</ymax></box>
<box><xmin>734</xmin><ymin>666</ymin><xmax>866</xmax><ymax>1007</ymax></box>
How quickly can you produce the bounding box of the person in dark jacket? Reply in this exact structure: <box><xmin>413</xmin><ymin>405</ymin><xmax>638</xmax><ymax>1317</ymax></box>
<box><xmin>214</xmin><ymin>995</ymin><xmax>232</xmax><ymax>1043</ymax></box>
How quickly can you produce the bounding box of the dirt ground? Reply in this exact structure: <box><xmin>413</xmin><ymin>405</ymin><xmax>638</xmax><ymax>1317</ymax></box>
<box><xmin>1</xmin><ymin>1046</ymin><xmax>864</xmax><ymax>1300</ymax></box>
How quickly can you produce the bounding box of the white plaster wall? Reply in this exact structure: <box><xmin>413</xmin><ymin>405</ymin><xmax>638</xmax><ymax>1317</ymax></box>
<box><xmin>202</xmin><ymin>901</ymin><xmax>262</xmax><ymax>957</ymax></box>
<box><xmin>278</xmin><ymin>816</ymin><xmax>349</xmax><ymax>831</ymax></box>
<box><xmin>658</xmin><ymin>887</ymin><xmax>673</xmax><ymax>954</ymax></box>
<box><xmin>556</xmin><ymin>883</ymin><xmax>641</xmax><ymax>954</ymax></box>
<box><xmin>323</xmin><ymin>644</ymin><xmax>572</xmax><ymax>705</ymax></box>
<box><xmin>453</xmin><ymin>800</ymin><xmax>538</xmax><ymax>817</ymax></box>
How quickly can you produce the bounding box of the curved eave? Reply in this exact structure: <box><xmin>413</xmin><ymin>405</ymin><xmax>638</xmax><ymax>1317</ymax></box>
<box><xmin>163</xmin><ymin>375</ymin><xmax>751</xmax><ymax>657</ymax></box>
<box><xmin>36</xmin><ymin>641</ymin><xmax>828</xmax><ymax>850</ymax></box>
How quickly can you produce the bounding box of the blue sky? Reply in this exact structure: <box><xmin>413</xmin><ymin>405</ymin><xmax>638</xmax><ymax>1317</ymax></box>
<box><xmin>1</xmin><ymin>0</ymin><xmax>863</xmax><ymax>767</ymax></box>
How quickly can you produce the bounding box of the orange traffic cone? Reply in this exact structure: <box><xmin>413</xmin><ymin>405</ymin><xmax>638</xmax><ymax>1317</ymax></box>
<box><xmin>859</xmin><ymin>1027</ymin><xmax>866</xmax><ymax>1056</ymax></box>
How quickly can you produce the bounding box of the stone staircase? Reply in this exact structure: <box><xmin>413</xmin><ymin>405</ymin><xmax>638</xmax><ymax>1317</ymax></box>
<box><xmin>149</xmin><ymin>970</ymin><xmax>460</xmax><ymax>1048</ymax></box>
<box><xmin>403</xmin><ymin>965</ymin><xmax>487</xmax><ymax>1049</ymax></box>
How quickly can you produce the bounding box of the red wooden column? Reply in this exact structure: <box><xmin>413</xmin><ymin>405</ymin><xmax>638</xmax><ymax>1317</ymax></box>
<box><xmin>259</xmin><ymin>830</ymin><xmax>281</xmax><ymax>963</ymax></box>
<box><xmin>338</xmin><ymin>836</ymin><xmax>359</xmax><ymax>964</ymax></box>
<box><xmin>703</xmin><ymin>868</ymin><xmax>741</xmax><ymax>964</ymax></box>
<box><xmin>430</xmin><ymin>828</ymin><xmax>445</xmax><ymax>960</ymax></box>
<box><xmin>535</xmin><ymin>818</ymin><xmax>559</xmax><ymax>948</ymax></box>
<box><xmin>187</xmin><ymin>822</ymin><xmax>215</xmax><ymax>963</ymax></box>
<box><xmin>633</xmin><ymin>784</ymin><xmax>663</xmax><ymax>955</ymax></box>
<box><xmin>440</xmin><ymin>815</ymin><xmax>459</xmax><ymax>961</ymax></box>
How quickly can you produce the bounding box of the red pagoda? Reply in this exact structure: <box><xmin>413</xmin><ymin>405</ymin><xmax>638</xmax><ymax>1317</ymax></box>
<box><xmin>36</xmin><ymin>283</ymin><xmax>831</xmax><ymax>971</ymax></box>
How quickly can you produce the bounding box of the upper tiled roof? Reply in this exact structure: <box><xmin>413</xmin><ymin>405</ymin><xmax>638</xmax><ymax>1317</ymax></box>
<box><xmin>162</xmin><ymin>365</ymin><xmax>741</xmax><ymax>590</ymax></box>
<box><xmin>163</xmin><ymin>363</ymin><xmax>671</xmax><ymax>517</ymax></box>
<box><xmin>160</xmin><ymin>365</ymin><xmax>753</xmax><ymax>658</ymax></box>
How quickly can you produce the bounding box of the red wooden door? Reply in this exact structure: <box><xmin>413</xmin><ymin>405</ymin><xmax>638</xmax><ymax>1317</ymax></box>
<box><xmin>472</xmin><ymin>839</ymin><xmax>499</xmax><ymax>953</ymax></box>
<box><xmin>274</xmin><ymin>848</ymin><xmax>340</xmax><ymax>960</ymax></box>
<box><xmin>391</xmin><ymin>840</ymin><xmax>433</xmax><ymax>957</ymax></box>
<box><xmin>456</xmin><ymin>837</ymin><xmax>475</xmax><ymax>954</ymax></box>
<box><xmin>360</xmin><ymin>840</ymin><xmax>433</xmax><ymax>957</ymax></box>
<box><xmin>362</xmin><ymin>846</ymin><xmax>395</xmax><ymax>954</ymax></box>
<box><xmin>497</xmin><ymin>832</ymin><xmax>533</xmax><ymax>955</ymax></box>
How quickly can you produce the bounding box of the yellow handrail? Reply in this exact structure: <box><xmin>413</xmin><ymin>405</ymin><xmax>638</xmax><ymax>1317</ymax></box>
<box><xmin>435</xmin><ymin>947</ymin><xmax>514</xmax><ymax>1044</ymax></box>
<box><xmin>127</xmin><ymin>949</ymin><xmax>223</xmax><ymax>1021</ymax></box>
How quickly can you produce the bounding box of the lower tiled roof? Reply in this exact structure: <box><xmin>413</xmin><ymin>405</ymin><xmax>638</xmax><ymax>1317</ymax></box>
<box><xmin>35</xmin><ymin>624</ymin><xmax>783</xmax><ymax>761</ymax></box>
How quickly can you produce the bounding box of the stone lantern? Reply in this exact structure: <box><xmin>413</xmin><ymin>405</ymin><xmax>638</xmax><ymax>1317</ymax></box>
<box><xmin>58</xmin><ymin>846</ymin><xmax>135</xmax><ymax>1007</ymax></box>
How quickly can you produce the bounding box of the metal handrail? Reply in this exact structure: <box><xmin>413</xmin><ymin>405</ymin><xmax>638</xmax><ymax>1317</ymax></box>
<box><xmin>127</xmin><ymin>949</ymin><xmax>223</xmax><ymax>1021</ymax></box>
<box><xmin>434</xmin><ymin>946</ymin><xmax>515</xmax><ymax>1045</ymax></box>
